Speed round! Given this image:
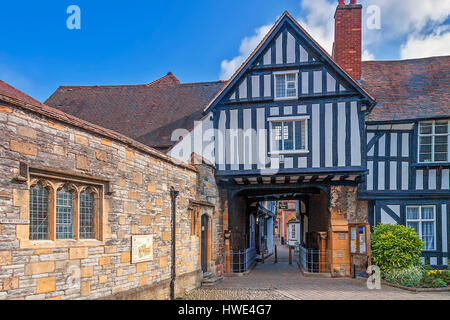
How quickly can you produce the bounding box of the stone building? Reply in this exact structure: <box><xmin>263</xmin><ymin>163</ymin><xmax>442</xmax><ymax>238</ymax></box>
<box><xmin>0</xmin><ymin>81</ymin><xmax>223</xmax><ymax>300</ymax></box>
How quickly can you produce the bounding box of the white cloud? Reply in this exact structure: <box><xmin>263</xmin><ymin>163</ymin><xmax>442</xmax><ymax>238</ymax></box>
<box><xmin>362</xmin><ymin>49</ymin><xmax>375</xmax><ymax>61</ymax></box>
<box><xmin>362</xmin><ymin>0</ymin><xmax>450</xmax><ymax>36</ymax></box>
<box><xmin>297</xmin><ymin>0</ymin><xmax>336</xmax><ymax>54</ymax></box>
<box><xmin>400</xmin><ymin>26</ymin><xmax>450</xmax><ymax>59</ymax></box>
<box><xmin>219</xmin><ymin>24</ymin><xmax>273</xmax><ymax>80</ymax></box>
<box><xmin>362</xmin><ymin>0</ymin><xmax>450</xmax><ymax>58</ymax></box>
<box><xmin>219</xmin><ymin>0</ymin><xmax>450</xmax><ymax>79</ymax></box>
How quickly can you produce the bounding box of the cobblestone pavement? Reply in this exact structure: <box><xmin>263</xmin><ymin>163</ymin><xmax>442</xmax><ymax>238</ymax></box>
<box><xmin>183</xmin><ymin>288</ymin><xmax>286</xmax><ymax>300</ymax></box>
<box><xmin>187</xmin><ymin>244</ymin><xmax>449</xmax><ymax>300</ymax></box>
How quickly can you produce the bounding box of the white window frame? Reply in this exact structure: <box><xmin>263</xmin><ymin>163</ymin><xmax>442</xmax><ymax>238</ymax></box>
<box><xmin>418</xmin><ymin>120</ymin><xmax>450</xmax><ymax>163</ymax></box>
<box><xmin>406</xmin><ymin>205</ymin><xmax>437</xmax><ymax>251</ymax></box>
<box><xmin>273</xmin><ymin>70</ymin><xmax>298</xmax><ymax>101</ymax></box>
<box><xmin>268</xmin><ymin>115</ymin><xmax>309</xmax><ymax>155</ymax></box>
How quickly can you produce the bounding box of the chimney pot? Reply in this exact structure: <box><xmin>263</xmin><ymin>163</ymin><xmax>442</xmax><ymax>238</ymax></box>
<box><xmin>338</xmin><ymin>0</ymin><xmax>345</xmax><ymax>4</ymax></box>
<box><xmin>350</xmin><ymin>0</ymin><xmax>357</xmax><ymax>4</ymax></box>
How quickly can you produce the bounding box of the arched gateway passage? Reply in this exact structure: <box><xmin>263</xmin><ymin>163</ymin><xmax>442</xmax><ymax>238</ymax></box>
<box><xmin>218</xmin><ymin>175</ymin><xmax>371</xmax><ymax>278</ymax></box>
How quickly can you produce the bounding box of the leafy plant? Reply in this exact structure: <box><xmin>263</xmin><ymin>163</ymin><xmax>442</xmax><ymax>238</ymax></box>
<box><xmin>384</xmin><ymin>266</ymin><xmax>423</xmax><ymax>287</ymax></box>
<box><xmin>371</xmin><ymin>224</ymin><xmax>424</xmax><ymax>272</ymax></box>
<box><xmin>422</xmin><ymin>269</ymin><xmax>449</xmax><ymax>287</ymax></box>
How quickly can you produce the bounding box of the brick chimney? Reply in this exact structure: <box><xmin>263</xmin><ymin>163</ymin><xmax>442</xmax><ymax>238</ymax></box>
<box><xmin>332</xmin><ymin>0</ymin><xmax>362</xmax><ymax>80</ymax></box>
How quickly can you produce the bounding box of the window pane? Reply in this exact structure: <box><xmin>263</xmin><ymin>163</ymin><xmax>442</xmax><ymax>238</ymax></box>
<box><xmin>420</xmin><ymin>122</ymin><xmax>432</xmax><ymax>134</ymax></box>
<box><xmin>294</xmin><ymin>120</ymin><xmax>305</xmax><ymax>150</ymax></box>
<box><xmin>421</xmin><ymin>207</ymin><xmax>434</xmax><ymax>220</ymax></box>
<box><xmin>56</xmin><ymin>187</ymin><xmax>73</xmax><ymax>239</ymax></box>
<box><xmin>286</xmin><ymin>74</ymin><xmax>296</xmax><ymax>82</ymax></box>
<box><xmin>407</xmin><ymin>221</ymin><xmax>419</xmax><ymax>233</ymax></box>
<box><xmin>407</xmin><ymin>207</ymin><xmax>419</xmax><ymax>220</ymax></box>
<box><xmin>419</xmin><ymin>153</ymin><xmax>432</xmax><ymax>162</ymax></box>
<box><xmin>275</xmin><ymin>75</ymin><xmax>285</xmax><ymax>98</ymax></box>
<box><xmin>435</xmin><ymin>153</ymin><xmax>447</xmax><ymax>162</ymax></box>
<box><xmin>80</xmin><ymin>191</ymin><xmax>95</xmax><ymax>239</ymax></box>
<box><xmin>272</xmin><ymin>122</ymin><xmax>282</xmax><ymax>151</ymax></box>
<box><xmin>283</xmin><ymin>122</ymin><xmax>294</xmax><ymax>150</ymax></box>
<box><xmin>419</xmin><ymin>136</ymin><xmax>432</xmax><ymax>146</ymax></box>
<box><xmin>422</xmin><ymin>221</ymin><xmax>435</xmax><ymax>250</ymax></box>
<box><xmin>29</xmin><ymin>183</ymin><xmax>49</xmax><ymax>240</ymax></box>
<box><xmin>435</xmin><ymin>121</ymin><xmax>448</xmax><ymax>134</ymax></box>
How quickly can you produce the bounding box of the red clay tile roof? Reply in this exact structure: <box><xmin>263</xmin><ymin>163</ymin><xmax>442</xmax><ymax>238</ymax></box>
<box><xmin>0</xmin><ymin>79</ymin><xmax>197</xmax><ymax>172</ymax></box>
<box><xmin>362</xmin><ymin>56</ymin><xmax>450</xmax><ymax>122</ymax></box>
<box><xmin>45</xmin><ymin>73</ymin><xmax>226</xmax><ymax>151</ymax></box>
<box><xmin>0</xmin><ymin>80</ymin><xmax>47</xmax><ymax>108</ymax></box>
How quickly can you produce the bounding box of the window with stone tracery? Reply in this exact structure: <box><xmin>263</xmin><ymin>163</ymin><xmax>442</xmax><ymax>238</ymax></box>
<box><xmin>29</xmin><ymin>178</ymin><xmax>102</xmax><ymax>241</ymax></box>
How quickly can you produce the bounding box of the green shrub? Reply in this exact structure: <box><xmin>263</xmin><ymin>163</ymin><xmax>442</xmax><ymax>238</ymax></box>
<box><xmin>422</xmin><ymin>269</ymin><xmax>449</xmax><ymax>287</ymax></box>
<box><xmin>371</xmin><ymin>224</ymin><xmax>424</xmax><ymax>272</ymax></box>
<box><xmin>425</xmin><ymin>278</ymin><xmax>447</xmax><ymax>288</ymax></box>
<box><xmin>384</xmin><ymin>266</ymin><xmax>423</xmax><ymax>287</ymax></box>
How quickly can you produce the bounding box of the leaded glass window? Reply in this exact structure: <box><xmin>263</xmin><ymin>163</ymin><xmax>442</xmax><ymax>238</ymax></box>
<box><xmin>419</xmin><ymin>120</ymin><xmax>449</xmax><ymax>163</ymax></box>
<box><xmin>56</xmin><ymin>187</ymin><xmax>74</xmax><ymax>239</ymax></box>
<box><xmin>406</xmin><ymin>206</ymin><xmax>436</xmax><ymax>251</ymax></box>
<box><xmin>271</xmin><ymin>120</ymin><xmax>307</xmax><ymax>153</ymax></box>
<box><xmin>275</xmin><ymin>73</ymin><xmax>298</xmax><ymax>99</ymax></box>
<box><xmin>79</xmin><ymin>191</ymin><xmax>95</xmax><ymax>239</ymax></box>
<box><xmin>29</xmin><ymin>183</ymin><xmax>49</xmax><ymax>240</ymax></box>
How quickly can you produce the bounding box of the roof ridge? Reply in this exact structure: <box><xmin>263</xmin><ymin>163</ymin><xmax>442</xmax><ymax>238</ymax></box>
<box><xmin>363</xmin><ymin>55</ymin><xmax>450</xmax><ymax>64</ymax></box>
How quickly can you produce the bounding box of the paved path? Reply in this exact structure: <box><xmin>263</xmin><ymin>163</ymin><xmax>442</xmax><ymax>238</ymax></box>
<box><xmin>190</xmin><ymin>243</ymin><xmax>449</xmax><ymax>300</ymax></box>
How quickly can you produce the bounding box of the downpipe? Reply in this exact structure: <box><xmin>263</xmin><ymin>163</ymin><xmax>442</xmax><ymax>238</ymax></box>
<box><xmin>170</xmin><ymin>187</ymin><xmax>179</xmax><ymax>300</ymax></box>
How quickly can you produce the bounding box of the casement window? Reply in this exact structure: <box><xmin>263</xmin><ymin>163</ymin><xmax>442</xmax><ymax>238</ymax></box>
<box><xmin>274</xmin><ymin>71</ymin><xmax>298</xmax><ymax>100</ymax></box>
<box><xmin>29</xmin><ymin>183</ymin><xmax>50</xmax><ymax>240</ymax></box>
<box><xmin>269</xmin><ymin>116</ymin><xmax>308</xmax><ymax>154</ymax></box>
<box><xmin>29</xmin><ymin>179</ymin><xmax>102</xmax><ymax>241</ymax></box>
<box><xmin>418</xmin><ymin>120</ymin><xmax>449</xmax><ymax>163</ymax></box>
<box><xmin>406</xmin><ymin>206</ymin><xmax>436</xmax><ymax>251</ymax></box>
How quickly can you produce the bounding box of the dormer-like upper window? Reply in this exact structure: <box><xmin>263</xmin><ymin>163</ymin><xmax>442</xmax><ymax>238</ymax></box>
<box><xmin>418</xmin><ymin>120</ymin><xmax>449</xmax><ymax>163</ymax></box>
<box><xmin>274</xmin><ymin>71</ymin><xmax>298</xmax><ymax>100</ymax></box>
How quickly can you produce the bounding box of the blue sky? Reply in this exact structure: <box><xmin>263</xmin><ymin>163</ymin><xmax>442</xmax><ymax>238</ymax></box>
<box><xmin>1</xmin><ymin>0</ymin><xmax>449</xmax><ymax>102</ymax></box>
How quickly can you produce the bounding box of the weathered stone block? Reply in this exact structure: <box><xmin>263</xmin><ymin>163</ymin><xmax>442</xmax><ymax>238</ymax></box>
<box><xmin>76</xmin><ymin>155</ymin><xmax>90</xmax><ymax>171</ymax></box>
<box><xmin>120</xmin><ymin>252</ymin><xmax>130</xmax><ymax>263</ymax></box>
<box><xmin>36</xmin><ymin>277</ymin><xmax>56</xmax><ymax>294</ymax></box>
<box><xmin>69</xmin><ymin>247</ymin><xmax>88</xmax><ymax>260</ymax></box>
<box><xmin>147</xmin><ymin>182</ymin><xmax>156</xmax><ymax>193</ymax></box>
<box><xmin>96</xmin><ymin>150</ymin><xmax>107</xmax><ymax>162</ymax></box>
<box><xmin>81</xmin><ymin>281</ymin><xmax>90</xmax><ymax>296</ymax></box>
<box><xmin>136</xmin><ymin>262</ymin><xmax>147</xmax><ymax>273</ymax></box>
<box><xmin>75</xmin><ymin>135</ymin><xmax>89</xmax><ymax>146</ymax></box>
<box><xmin>17</xmin><ymin>126</ymin><xmax>37</xmax><ymax>139</ymax></box>
<box><xmin>25</xmin><ymin>261</ymin><xmax>55</xmax><ymax>275</ymax></box>
<box><xmin>132</xmin><ymin>172</ymin><xmax>143</xmax><ymax>185</ymax></box>
<box><xmin>81</xmin><ymin>266</ymin><xmax>93</xmax><ymax>278</ymax></box>
<box><xmin>10</xmin><ymin>140</ymin><xmax>37</xmax><ymax>156</ymax></box>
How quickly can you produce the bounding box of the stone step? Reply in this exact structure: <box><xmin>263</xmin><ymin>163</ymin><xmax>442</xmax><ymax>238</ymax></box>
<box><xmin>203</xmin><ymin>272</ymin><xmax>213</xmax><ymax>279</ymax></box>
<box><xmin>201</xmin><ymin>277</ymin><xmax>223</xmax><ymax>286</ymax></box>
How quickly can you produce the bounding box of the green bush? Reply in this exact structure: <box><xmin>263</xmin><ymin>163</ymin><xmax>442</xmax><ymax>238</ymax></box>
<box><xmin>422</xmin><ymin>269</ymin><xmax>449</xmax><ymax>287</ymax></box>
<box><xmin>371</xmin><ymin>224</ymin><xmax>424</xmax><ymax>272</ymax></box>
<box><xmin>384</xmin><ymin>266</ymin><xmax>423</xmax><ymax>287</ymax></box>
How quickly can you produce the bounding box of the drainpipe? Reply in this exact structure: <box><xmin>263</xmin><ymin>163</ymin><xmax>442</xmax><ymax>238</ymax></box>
<box><xmin>170</xmin><ymin>187</ymin><xmax>179</xmax><ymax>300</ymax></box>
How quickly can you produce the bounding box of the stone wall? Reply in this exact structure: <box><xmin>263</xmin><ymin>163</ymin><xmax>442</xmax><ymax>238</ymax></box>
<box><xmin>0</xmin><ymin>100</ymin><xmax>222</xmax><ymax>300</ymax></box>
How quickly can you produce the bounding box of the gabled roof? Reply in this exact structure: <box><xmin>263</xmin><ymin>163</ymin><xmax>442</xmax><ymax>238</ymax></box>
<box><xmin>0</xmin><ymin>80</ymin><xmax>47</xmax><ymax>108</ymax></box>
<box><xmin>362</xmin><ymin>56</ymin><xmax>450</xmax><ymax>122</ymax></box>
<box><xmin>45</xmin><ymin>73</ymin><xmax>225</xmax><ymax>150</ymax></box>
<box><xmin>203</xmin><ymin>11</ymin><xmax>376</xmax><ymax>114</ymax></box>
<box><xmin>0</xmin><ymin>80</ymin><xmax>196</xmax><ymax>171</ymax></box>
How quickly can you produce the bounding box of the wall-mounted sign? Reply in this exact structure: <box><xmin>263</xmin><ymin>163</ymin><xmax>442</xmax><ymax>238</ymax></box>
<box><xmin>131</xmin><ymin>235</ymin><xmax>153</xmax><ymax>263</ymax></box>
<box><xmin>0</xmin><ymin>218</ymin><xmax>29</xmax><ymax>225</ymax></box>
<box><xmin>278</xmin><ymin>202</ymin><xmax>288</xmax><ymax>209</ymax></box>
